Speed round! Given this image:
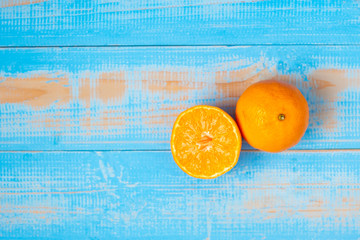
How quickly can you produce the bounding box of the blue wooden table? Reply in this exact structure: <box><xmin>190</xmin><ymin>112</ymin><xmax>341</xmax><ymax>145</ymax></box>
<box><xmin>1</xmin><ymin>0</ymin><xmax>360</xmax><ymax>239</ymax></box>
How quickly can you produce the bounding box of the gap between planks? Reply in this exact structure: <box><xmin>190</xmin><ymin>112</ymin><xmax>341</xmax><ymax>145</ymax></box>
<box><xmin>1</xmin><ymin>149</ymin><xmax>360</xmax><ymax>153</ymax></box>
<box><xmin>2</xmin><ymin>44</ymin><xmax>360</xmax><ymax>49</ymax></box>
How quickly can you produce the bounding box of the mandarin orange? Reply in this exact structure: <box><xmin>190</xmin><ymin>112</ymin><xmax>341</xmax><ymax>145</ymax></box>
<box><xmin>171</xmin><ymin>105</ymin><xmax>242</xmax><ymax>179</ymax></box>
<box><xmin>236</xmin><ymin>80</ymin><xmax>309</xmax><ymax>153</ymax></box>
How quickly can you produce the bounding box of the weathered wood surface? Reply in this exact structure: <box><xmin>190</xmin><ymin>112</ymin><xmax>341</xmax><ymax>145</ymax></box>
<box><xmin>1</xmin><ymin>0</ymin><xmax>360</xmax><ymax>238</ymax></box>
<box><xmin>1</xmin><ymin>0</ymin><xmax>360</xmax><ymax>46</ymax></box>
<box><xmin>0</xmin><ymin>46</ymin><xmax>359</xmax><ymax>150</ymax></box>
<box><xmin>1</xmin><ymin>151</ymin><xmax>359</xmax><ymax>239</ymax></box>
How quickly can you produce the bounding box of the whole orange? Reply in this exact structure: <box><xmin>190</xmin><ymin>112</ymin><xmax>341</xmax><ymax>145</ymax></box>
<box><xmin>236</xmin><ymin>80</ymin><xmax>309</xmax><ymax>153</ymax></box>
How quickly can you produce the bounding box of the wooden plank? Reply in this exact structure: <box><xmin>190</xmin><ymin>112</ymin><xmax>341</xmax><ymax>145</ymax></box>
<box><xmin>0</xmin><ymin>46</ymin><xmax>359</xmax><ymax>150</ymax></box>
<box><xmin>0</xmin><ymin>150</ymin><xmax>359</xmax><ymax>238</ymax></box>
<box><xmin>1</xmin><ymin>0</ymin><xmax>360</xmax><ymax>46</ymax></box>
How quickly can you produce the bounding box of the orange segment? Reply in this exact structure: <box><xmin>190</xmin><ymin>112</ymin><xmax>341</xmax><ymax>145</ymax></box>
<box><xmin>171</xmin><ymin>105</ymin><xmax>242</xmax><ymax>179</ymax></box>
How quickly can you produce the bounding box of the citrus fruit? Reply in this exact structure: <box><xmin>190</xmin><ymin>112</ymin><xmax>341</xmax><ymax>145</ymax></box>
<box><xmin>235</xmin><ymin>80</ymin><xmax>309</xmax><ymax>153</ymax></box>
<box><xmin>171</xmin><ymin>105</ymin><xmax>242</xmax><ymax>179</ymax></box>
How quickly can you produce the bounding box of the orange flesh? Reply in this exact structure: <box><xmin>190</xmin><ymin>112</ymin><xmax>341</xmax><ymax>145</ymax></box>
<box><xmin>171</xmin><ymin>105</ymin><xmax>242</xmax><ymax>179</ymax></box>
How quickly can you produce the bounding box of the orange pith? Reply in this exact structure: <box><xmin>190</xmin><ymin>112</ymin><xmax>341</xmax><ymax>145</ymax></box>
<box><xmin>171</xmin><ymin>105</ymin><xmax>242</xmax><ymax>179</ymax></box>
<box><xmin>236</xmin><ymin>80</ymin><xmax>309</xmax><ymax>153</ymax></box>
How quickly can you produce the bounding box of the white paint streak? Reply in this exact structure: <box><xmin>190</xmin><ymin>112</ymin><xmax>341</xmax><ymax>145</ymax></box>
<box><xmin>117</xmin><ymin>166</ymin><xmax>139</xmax><ymax>188</ymax></box>
<box><xmin>206</xmin><ymin>217</ymin><xmax>212</xmax><ymax>240</ymax></box>
<box><xmin>106</xmin><ymin>162</ymin><xmax>115</xmax><ymax>178</ymax></box>
<box><xmin>120</xmin><ymin>202</ymin><xmax>148</xmax><ymax>225</ymax></box>
<box><xmin>99</xmin><ymin>159</ymin><xmax>108</xmax><ymax>182</ymax></box>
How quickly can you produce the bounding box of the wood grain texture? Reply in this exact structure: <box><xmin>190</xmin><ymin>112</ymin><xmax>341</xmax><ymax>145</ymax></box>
<box><xmin>1</xmin><ymin>0</ymin><xmax>360</xmax><ymax>46</ymax></box>
<box><xmin>1</xmin><ymin>150</ymin><xmax>360</xmax><ymax>239</ymax></box>
<box><xmin>1</xmin><ymin>46</ymin><xmax>359</xmax><ymax>150</ymax></box>
<box><xmin>2</xmin><ymin>0</ymin><xmax>359</xmax><ymax>238</ymax></box>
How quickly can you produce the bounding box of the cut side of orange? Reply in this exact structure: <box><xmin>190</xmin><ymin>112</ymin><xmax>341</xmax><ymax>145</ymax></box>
<box><xmin>171</xmin><ymin>105</ymin><xmax>242</xmax><ymax>179</ymax></box>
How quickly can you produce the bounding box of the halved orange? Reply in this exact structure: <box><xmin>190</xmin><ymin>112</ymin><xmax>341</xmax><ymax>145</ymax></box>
<box><xmin>171</xmin><ymin>105</ymin><xmax>242</xmax><ymax>179</ymax></box>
